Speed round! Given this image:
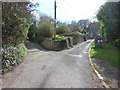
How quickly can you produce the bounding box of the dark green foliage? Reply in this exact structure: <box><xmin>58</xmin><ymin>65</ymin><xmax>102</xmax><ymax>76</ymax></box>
<box><xmin>91</xmin><ymin>41</ymin><xmax>103</xmax><ymax>49</ymax></box>
<box><xmin>38</xmin><ymin>22</ymin><xmax>54</xmax><ymax>38</ymax></box>
<box><xmin>102</xmin><ymin>19</ymin><xmax>118</xmax><ymax>41</ymax></box>
<box><xmin>1</xmin><ymin>44</ymin><xmax>27</xmax><ymax>73</ymax></box>
<box><xmin>1</xmin><ymin>2</ymin><xmax>34</xmax><ymax>72</ymax></box>
<box><xmin>115</xmin><ymin>39</ymin><xmax>120</xmax><ymax>47</ymax></box>
<box><xmin>2</xmin><ymin>17</ymin><xmax>30</xmax><ymax>45</ymax></box>
<box><xmin>28</xmin><ymin>23</ymin><xmax>37</xmax><ymax>40</ymax></box>
<box><xmin>31</xmin><ymin>36</ymin><xmax>46</xmax><ymax>43</ymax></box>
<box><xmin>2</xmin><ymin>2</ymin><xmax>32</xmax><ymax>45</ymax></box>
<box><xmin>97</xmin><ymin>2</ymin><xmax>119</xmax><ymax>42</ymax></box>
<box><xmin>56</xmin><ymin>24</ymin><xmax>70</xmax><ymax>35</ymax></box>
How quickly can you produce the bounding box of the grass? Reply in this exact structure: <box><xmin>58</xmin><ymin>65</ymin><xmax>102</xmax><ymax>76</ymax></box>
<box><xmin>91</xmin><ymin>65</ymin><xmax>96</xmax><ymax>74</ymax></box>
<box><xmin>93</xmin><ymin>64</ymin><xmax>100</xmax><ymax>72</ymax></box>
<box><xmin>90</xmin><ymin>41</ymin><xmax>119</xmax><ymax>67</ymax></box>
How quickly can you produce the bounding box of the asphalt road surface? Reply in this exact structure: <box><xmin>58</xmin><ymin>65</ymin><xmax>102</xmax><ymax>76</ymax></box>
<box><xmin>2</xmin><ymin>40</ymin><xmax>98</xmax><ymax>88</ymax></box>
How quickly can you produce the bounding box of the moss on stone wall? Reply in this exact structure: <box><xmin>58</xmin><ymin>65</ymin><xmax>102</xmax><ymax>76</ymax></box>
<box><xmin>40</xmin><ymin>35</ymin><xmax>85</xmax><ymax>51</ymax></box>
<box><xmin>41</xmin><ymin>38</ymin><xmax>68</xmax><ymax>51</ymax></box>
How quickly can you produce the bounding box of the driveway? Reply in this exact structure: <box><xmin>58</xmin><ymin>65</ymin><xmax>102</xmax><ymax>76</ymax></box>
<box><xmin>2</xmin><ymin>40</ymin><xmax>100</xmax><ymax>88</ymax></box>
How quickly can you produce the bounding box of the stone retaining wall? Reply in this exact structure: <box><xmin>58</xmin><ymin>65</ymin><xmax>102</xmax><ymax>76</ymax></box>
<box><xmin>41</xmin><ymin>38</ymin><xmax>69</xmax><ymax>51</ymax></box>
<box><xmin>72</xmin><ymin>35</ymin><xmax>84</xmax><ymax>45</ymax></box>
<box><xmin>41</xmin><ymin>35</ymin><xmax>85</xmax><ymax>51</ymax></box>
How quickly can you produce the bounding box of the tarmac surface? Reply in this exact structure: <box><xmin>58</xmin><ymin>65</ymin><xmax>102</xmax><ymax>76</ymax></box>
<box><xmin>2</xmin><ymin>40</ymin><xmax>99</xmax><ymax>88</ymax></box>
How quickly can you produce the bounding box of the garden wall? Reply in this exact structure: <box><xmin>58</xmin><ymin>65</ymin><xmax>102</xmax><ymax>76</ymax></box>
<box><xmin>41</xmin><ymin>35</ymin><xmax>85</xmax><ymax>51</ymax></box>
<box><xmin>72</xmin><ymin>35</ymin><xmax>84</xmax><ymax>45</ymax></box>
<box><xmin>41</xmin><ymin>38</ymin><xmax>69</xmax><ymax>51</ymax></box>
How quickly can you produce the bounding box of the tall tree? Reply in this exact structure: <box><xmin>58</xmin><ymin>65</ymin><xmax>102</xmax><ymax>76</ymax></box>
<box><xmin>87</xmin><ymin>21</ymin><xmax>101</xmax><ymax>38</ymax></box>
<box><xmin>97</xmin><ymin>2</ymin><xmax>119</xmax><ymax>41</ymax></box>
<box><xmin>69</xmin><ymin>21</ymin><xmax>80</xmax><ymax>31</ymax></box>
<box><xmin>2</xmin><ymin>2</ymin><xmax>36</xmax><ymax>45</ymax></box>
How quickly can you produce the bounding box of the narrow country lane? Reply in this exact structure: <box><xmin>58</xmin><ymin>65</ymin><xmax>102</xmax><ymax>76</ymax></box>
<box><xmin>2</xmin><ymin>40</ymin><xmax>98</xmax><ymax>88</ymax></box>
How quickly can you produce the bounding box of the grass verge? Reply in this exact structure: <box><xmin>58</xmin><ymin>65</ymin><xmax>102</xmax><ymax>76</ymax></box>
<box><xmin>90</xmin><ymin>41</ymin><xmax>119</xmax><ymax>67</ymax></box>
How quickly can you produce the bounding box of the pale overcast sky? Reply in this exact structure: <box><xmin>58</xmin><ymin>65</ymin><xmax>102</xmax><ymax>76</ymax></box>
<box><xmin>32</xmin><ymin>0</ymin><xmax>106</xmax><ymax>22</ymax></box>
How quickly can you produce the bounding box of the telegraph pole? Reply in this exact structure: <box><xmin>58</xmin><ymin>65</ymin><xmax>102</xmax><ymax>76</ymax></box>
<box><xmin>54</xmin><ymin>0</ymin><xmax>57</xmax><ymax>39</ymax></box>
<box><xmin>54</xmin><ymin>0</ymin><xmax>56</xmax><ymax>27</ymax></box>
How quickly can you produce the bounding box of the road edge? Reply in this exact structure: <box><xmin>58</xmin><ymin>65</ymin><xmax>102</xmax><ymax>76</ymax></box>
<box><xmin>88</xmin><ymin>39</ymin><xmax>111</xmax><ymax>88</ymax></box>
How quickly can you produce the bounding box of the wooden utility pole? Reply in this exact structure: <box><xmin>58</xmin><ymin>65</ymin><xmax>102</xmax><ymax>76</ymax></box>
<box><xmin>54</xmin><ymin>0</ymin><xmax>57</xmax><ymax>39</ymax></box>
<box><xmin>54</xmin><ymin>0</ymin><xmax>56</xmax><ymax>27</ymax></box>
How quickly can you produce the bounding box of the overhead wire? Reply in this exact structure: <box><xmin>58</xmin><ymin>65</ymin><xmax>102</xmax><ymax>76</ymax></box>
<box><xmin>59</xmin><ymin>0</ymin><xmax>85</xmax><ymax>17</ymax></box>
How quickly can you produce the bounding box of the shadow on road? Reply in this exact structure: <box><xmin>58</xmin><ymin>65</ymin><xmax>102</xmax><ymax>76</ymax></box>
<box><xmin>25</xmin><ymin>40</ymin><xmax>49</xmax><ymax>52</ymax></box>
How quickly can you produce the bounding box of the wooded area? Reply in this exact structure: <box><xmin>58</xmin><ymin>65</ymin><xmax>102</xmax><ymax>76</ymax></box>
<box><xmin>97</xmin><ymin>2</ymin><xmax>120</xmax><ymax>46</ymax></box>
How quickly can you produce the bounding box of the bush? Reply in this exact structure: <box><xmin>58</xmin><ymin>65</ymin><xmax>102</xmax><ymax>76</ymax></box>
<box><xmin>115</xmin><ymin>39</ymin><xmax>120</xmax><ymax>47</ymax></box>
<box><xmin>1</xmin><ymin>43</ymin><xmax>27</xmax><ymax>73</ymax></box>
<box><xmin>2</xmin><ymin>16</ymin><xmax>31</xmax><ymax>45</ymax></box>
<box><xmin>31</xmin><ymin>36</ymin><xmax>46</xmax><ymax>43</ymax></box>
<box><xmin>2</xmin><ymin>2</ymin><xmax>34</xmax><ymax>74</ymax></box>
<box><xmin>28</xmin><ymin>24</ymin><xmax>46</xmax><ymax>43</ymax></box>
<box><xmin>91</xmin><ymin>41</ymin><xmax>103</xmax><ymax>49</ymax></box>
<box><xmin>28</xmin><ymin>23</ymin><xmax>38</xmax><ymax>40</ymax></box>
<box><xmin>38</xmin><ymin>22</ymin><xmax>54</xmax><ymax>38</ymax></box>
<box><xmin>55</xmin><ymin>35</ymin><xmax>68</xmax><ymax>41</ymax></box>
<box><xmin>56</xmin><ymin>24</ymin><xmax>70</xmax><ymax>35</ymax></box>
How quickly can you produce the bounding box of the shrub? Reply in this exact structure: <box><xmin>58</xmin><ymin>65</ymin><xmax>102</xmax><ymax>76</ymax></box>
<box><xmin>56</xmin><ymin>24</ymin><xmax>70</xmax><ymax>35</ymax></box>
<box><xmin>2</xmin><ymin>2</ymin><xmax>35</xmax><ymax>45</ymax></box>
<box><xmin>2</xmin><ymin>2</ymin><xmax>33</xmax><ymax>73</ymax></box>
<box><xmin>1</xmin><ymin>43</ymin><xmax>27</xmax><ymax>73</ymax></box>
<box><xmin>55</xmin><ymin>35</ymin><xmax>68</xmax><ymax>41</ymax></box>
<box><xmin>28</xmin><ymin>23</ymin><xmax>38</xmax><ymax>40</ymax></box>
<box><xmin>91</xmin><ymin>40</ymin><xmax>103</xmax><ymax>49</ymax></box>
<box><xmin>38</xmin><ymin>22</ymin><xmax>54</xmax><ymax>38</ymax></box>
<box><xmin>32</xmin><ymin>36</ymin><xmax>46</xmax><ymax>43</ymax></box>
<box><xmin>2</xmin><ymin>16</ymin><xmax>31</xmax><ymax>45</ymax></box>
<box><xmin>115</xmin><ymin>39</ymin><xmax>120</xmax><ymax>47</ymax></box>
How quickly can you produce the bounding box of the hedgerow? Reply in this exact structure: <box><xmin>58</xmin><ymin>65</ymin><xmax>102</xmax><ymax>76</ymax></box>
<box><xmin>1</xmin><ymin>43</ymin><xmax>27</xmax><ymax>73</ymax></box>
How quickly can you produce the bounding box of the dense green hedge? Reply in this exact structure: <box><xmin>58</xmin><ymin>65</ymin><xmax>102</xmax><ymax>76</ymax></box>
<box><xmin>115</xmin><ymin>39</ymin><xmax>120</xmax><ymax>47</ymax></box>
<box><xmin>56</xmin><ymin>24</ymin><xmax>70</xmax><ymax>35</ymax></box>
<box><xmin>1</xmin><ymin>2</ymin><xmax>38</xmax><ymax>74</ymax></box>
<box><xmin>32</xmin><ymin>36</ymin><xmax>46</xmax><ymax>43</ymax></box>
<box><xmin>1</xmin><ymin>43</ymin><xmax>27</xmax><ymax>73</ymax></box>
<box><xmin>28</xmin><ymin>24</ymin><xmax>37</xmax><ymax>40</ymax></box>
<box><xmin>37</xmin><ymin>22</ymin><xmax>54</xmax><ymax>38</ymax></box>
